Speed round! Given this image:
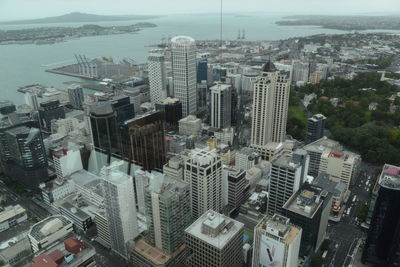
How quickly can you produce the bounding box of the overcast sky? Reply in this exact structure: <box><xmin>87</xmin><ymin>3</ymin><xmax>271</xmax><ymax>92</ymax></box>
<box><xmin>1</xmin><ymin>0</ymin><xmax>400</xmax><ymax>20</ymax></box>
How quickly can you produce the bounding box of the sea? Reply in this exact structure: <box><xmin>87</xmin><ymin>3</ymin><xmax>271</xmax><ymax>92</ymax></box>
<box><xmin>0</xmin><ymin>13</ymin><xmax>399</xmax><ymax>105</ymax></box>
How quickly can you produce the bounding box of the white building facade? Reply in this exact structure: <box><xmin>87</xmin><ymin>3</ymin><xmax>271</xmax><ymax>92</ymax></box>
<box><xmin>148</xmin><ymin>51</ymin><xmax>167</xmax><ymax>104</ymax></box>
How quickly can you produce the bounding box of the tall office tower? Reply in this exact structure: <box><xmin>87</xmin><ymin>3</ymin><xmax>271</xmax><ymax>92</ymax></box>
<box><xmin>196</xmin><ymin>58</ymin><xmax>208</xmax><ymax>83</ymax></box>
<box><xmin>241</xmin><ymin>72</ymin><xmax>258</xmax><ymax>98</ymax></box>
<box><xmin>121</xmin><ymin>111</ymin><xmax>166</xmax><ymax>171</ymax></box>
<box><xmin>267</xmin><ymin>151</ymin><xmax>304</xmax><ymax>216</ymax></box>
<box><xmin>148</xmin><ymin>51</ymin><xmax>167</xmax><ymax>104</ymax></box>
<box><xmin>3</xmin><ymin>126</ymin><xmax>48</xmax><ymax>187</ymax></box>
<box><xmin>250</xmin><ymin>61</ymin><xmax>290</xmax><ymax>148</ymax></box>
<box><xmin>184</xmin><ymin>148</ymin><xmax>222</xmax><ymax>219</ymax></box>
<box><xmin>236</xmin><ymin>147</ymin><xmax>261</xmax><ymax>171</ymax></box>
<box><xmin>197</xmin><ymin>80</ymin><xmax>208</xmax><ymax>114</ymax></box>
<box><xmin>252</xmin><ymin>214</ymin><xmax>302</xmax><ymax>267</ymax></box>
<box><xmin>306</xmin><ymin>114</ymin><xmax>326</xmax><ymax>143</ymax></box>
<box><xmin>303</xmin><ymin>137</ymin><xmax>342</xmax><ymax>177</ymax></box>
<box><xmin>210</xmin><ymin>84</ymin><xmax>232</xmax><ymax>129</ymax></box>
<box><xmin>292</xmin><ymin>60</ymin><xmax>310</xmax><ymax>83</ymax></box>
<box><xmin>67</xmin><ymin>84</ymin><xmax>84</xmax><ymax>109</ymax></box>
<box><xmin>362</xmin><ymin>164</ymin><xmax>400</xmax><ymax>265</ymax></box>
<box><xmin>155</xmin><ymin>97</ymin><xmax>182</xmax><ymax>130</ymax></box>
<box><xmin>145</xmin><ymin>174</ymin><xmax>192</xmax><ymax>254</ymax></box>
<box><xmin>230</xmin><ymin>89</ymin><xmax>238</xmax><ymax>126</ymax></box>
<box><xmin>111</xmin><ymin>95</ymin><xmax>135</xmax><ymax>125</ymax></box>
<box><xmin>185</xmin><ymin>210</ymin><xmax>244</xmax><ymax>267</ymax></box>
<box><xmin>38</xmin><ymin>100</ymin><xmax>65</xmax><ymax>130</ymax></box>
<box><xmin>223</xmin><ymin>167</ymin><xmax>249</xmax><ymax>212</ymax></box>
<box><xmin>319</xmin><ymin>150</ymin><xmax>361</xmax><ymax>191</ymax></box>
<box><xmin>24</xmin><ymin>92</ymin><xmax>39</xmax><ymax>111</ymax></box>
<box><xmin>171</xmin><ymin>36</ymin><xmax>197</xmax><ymax>117</ymax></box>
<box><xmin>89</xmin><ymin>102</ymin><xmax>121</xmax><ymax>156</ymax></box>
<box><xmin>282</xmin><ymin>183</ymin><xmax>331</xmax><ymax>257</ymax></box>
<box><xmin>101</xmin><ymin>169</ymin><xmax>139</xmax><ymax>258</ymax></box>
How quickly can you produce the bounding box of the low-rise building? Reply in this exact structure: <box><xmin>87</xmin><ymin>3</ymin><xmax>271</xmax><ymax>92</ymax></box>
<box><xmin>179</xmin><ymin>115</ymin><xmax>202</xmax><ymax>136</ymax></box>
<box><xmin>0</xmin><ymin>204</ymin><xmax>28</xmax><ymax>232</ymax></box>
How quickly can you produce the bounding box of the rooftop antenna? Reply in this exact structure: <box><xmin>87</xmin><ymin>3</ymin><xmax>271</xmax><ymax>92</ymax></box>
<box><xmin>219</xmin><ymin>0</ymin><xmax>223</xmax><ymax>82</ymax></box>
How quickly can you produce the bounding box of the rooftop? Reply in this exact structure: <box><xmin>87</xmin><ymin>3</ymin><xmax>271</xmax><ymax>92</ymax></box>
<box><xmin>283</xmin><ymin>183</ymin><xmax>330</xmax><ymax>219</ymax></box>
<box><xmin>303</xmin><ymin>136</ymin><xmax>342</xmax><ymax>153</ymax></box>
<box><xmin>313</xmin><ymin>173</ymin><xmax>347</xmax><ymax>195</ymax></box>
<box><xmin>256</xmin><ymin>214</ymin><xmax>301</xmax><ymax>245</ymax></box>
<box><xmin>210</xmin><ymin>83</ymin><xmax>232</xmax><ymax>92</ymax></box>
<box><xmin>309</xmin><ymin>114</ymin><xmax>326</xmax><ymax>122</ymax></box>
<box><xmin>379</xmin><ymin>164</ymin><xmax>400</xmax><ymax>190</ymax></box>
<box><xmin>188</xmin><ymin>148</ymin><xmax>219</xmax><ymax>166</ymax></box>
<box><xmin>0</xmin><ymin>204</ymin><xmax>26</xmax><ymax>223</ymax></box>
<box><xmin>29</xmin><ymin>216</ymin><xmax>72</xmax><ymax>241</ymax></box>
<box><xmin>185</xmin><ymin>210</ymin><xmax>244</xmax><ymax>250</ymax></box>
<box><xmin>272</xmin><ymin>151</ymin><xmax>300</xmax><ymax>170</ymax></box>
<box><xmin>171</xmin><ymin>35</ymin><xmax>195</xmax><ymax>45</ymax></box>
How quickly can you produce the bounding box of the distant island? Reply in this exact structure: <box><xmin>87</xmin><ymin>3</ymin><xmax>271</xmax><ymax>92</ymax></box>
<box><xmin>0</xmin><ymin>12</ymin><xmax>160</xmax><ymax>25</ymax></box>
<box><xmin>276</xmin><ymin>15</ymin><xmax>400</xmax><ymax>31</ymax></box>
<box><xmin>0</xmin><ymin>23</ymin><xmax>157</xmax><ymax>45</ymax></box>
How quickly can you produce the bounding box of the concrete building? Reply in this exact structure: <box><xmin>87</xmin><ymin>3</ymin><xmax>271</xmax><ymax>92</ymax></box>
<box><xmin>25</xmin><ymin>92</ymin><xmax>39</xmax><ymax>111</ymax></box>
<box><xmin>51</xmin><ymin>117</ymin><xmax>80</xmax><ymax>135</ymax></box>
<box><xmin>306</xmin><ymin>114</ymin><xmax>326</xmax><ymax>144</ymax></box>
<box><xmin>28</xmin><ymin>216</ymin><xmax>74</xmax><ymax>253</ymax></box>
<box><xmin>171</xmin><ymin>36</ymin><xmax>197</xmax><ymax>117</ymax></box>
<box><xmin>222</xmin><ymin>167</ymin><xmax>249</xmax><ymax>213</ymax></box>
<box><xmin>252</xmin><ymin>214</ymin><xmax>302</xmax><ymax>267</ymax></box>
<box><xmin>148</xmin><ymin>51</ymin><xmax>167</xmax><ymax>104</ymax></box>
<box><xmin>362</xmin><ymin>164</ymin><xmax>400</xmax><ymax>266</ymax></box>
<box><xmin>179</xmin><ymin>115</ymin><xmax>202</xmax><ymax>136</ymax></box>
<box><xmin>236</xmin><ymin>147</ymin><xmax>261</xmax><ymax>171</ymax></box>
<box><xmin>185</xmin><ymin>210</ymin><xmax>244</xmax><ymax>267</ymax></box>
<box><xmin>303</xmin><ymin>137</ymin><xmax>342</xmax><ymax>177</ymax></box>
<box><xmin>267</xmin><ymin>151</ymin><xmax>305</xmax><ymax>216</ymax></box>
<box><xmin>67</xmin><ymin>85</ymin><xmax>84</xmax><ymax>110</ymax></box>
<box><xmin>312</xmin><ymin>173</ymin><xmax>347</xmax><ymax>213</ymax></box>
<box><xmin>282</xmin><ymin>183</ymin><xmax>332</xmax><ymax>257</ymax></box>
<box><xmin>163</xmin><ymin>156</ymin><xmax>184</xmax><ymax>181</ymax></box>
<box><xmin>0</xmin><ymin>204</ymin><xmax>28</xmax><ymax>232</ymax></box>
<box><xmin>210</xmin><ymin>84</ymin><xmax>232</xmax><ymax>129</ymax></box>
<box><xmin>197</xmin><ymin>80</ymin><xmax>208</xmax><ymax>114</ymax></box>
<box><xmin>145</xmin><ymin>175</ymin><xmax>192</xmax><ymax>254</ymax></box>
<box><xmin>319</xmin><ymin>150</ymin><xmax>361</xmax><ymax>191</ymax></box>
<box><xmin>101</xmin><ymin>169</ymin><xmax>139</xmax><ymax>258</ymax></box>
<box><xmin>121</xmin><ymin>111</ymin><xmax>166</xmax><ymax>172</ymax></box>
<box><xmin>184</xmin><ymin>148</ymin><xmax>222</xmax><ymax>219</ymax></box>
<box><xmin>58</xmin><ymin>201</ymin><xmax>94</xmax><ymax>232</ymax></box>
<box><xmin>51</xmin><ymin>147</ymin><xmax>83</xmax><ymax>179</ymax></box>
<box><xmin>292</xmin><ymin>61</ymin><xmax>310</xmax><ymax>83</ymax></box>
<box><xmin>40</xmin><ymin>178</ymin><xmax>75</xmax><ymax>205</ymax></box>
<box><xmin>250</xmin><ymin>61</ymin><xmax>290</xmax><ymax>155</ymax></box>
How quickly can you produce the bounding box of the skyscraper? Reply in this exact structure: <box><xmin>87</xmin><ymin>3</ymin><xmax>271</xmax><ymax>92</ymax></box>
<box><xmin>121</xmin><ymin>111</ymin><xmax>166</xmax><ymax>172</ymax></box>
<box><xmin>252</xmin><ymin>214</ymin><xmax>302</xmax><ymax>267</ymax></box>
<box><xmin>196</xmin><ymin>58</ymin><xmax>208</xmax><ymax>83</ymax></box>
<box><xmin>184</xmin><ymin>148</ymin><xmax>222</xmax><ymax>219</ymax></box>
<box><xmin>250</xmin><ymin>61</ymin><xmax>290</xmax><ymax>146</ymax></box>
<box><xmin>267</xmin><ymin>151</ymin><xmax>305</xmax><ymax>215</ymax></box>
<box><xmin>362</xmin><ymin>164</ymin><xmax>400</xmax><ymax>266</ymax></box>
<box><xmin>148</xmin><ymin>51</ymin><xmax>167</xmax><ymax>104</ymax></box>
<box><xmin>24</xmin><ymin>92</ymin><xmax>39</xmax><ymax>111</ymax></box>
<box><xmin>210</xmin><ymin>83</ymin><xmax>232</xmax><ymax>129</ymax></box>
<box><xmin>145</xmin><ymin>174</ymin><xmax>192</xmax><ymax>254</ymax></box>
<box><xmin>306</xmin><ymin>114</ymin><xmax>326</xmax><ymax>143</ymax></box>
<box><xmin>101</xmin><ymin>169</ymin><xmax>139</xmax><ymax>258</ymax></box>
<box><xmin>155</xmin><ymin>97</ymin><xmax>182</xmax><ymax>130</ymax></box>
<box><xmin>185</xmin><ymin>210</ymin><xmax>244</xmax><ymax>267</ymax></box>
<box><xmin>38</xmin><ymin>100</ymin><xmax>65</xmax><ymax>131</ymax></box>
<box><xmin>67</xmin><ymin>85</ymin><xmax>84</xmax><ymax>110</ymax></box>
<box><xmin>171</xmin><ymin>36</ymin><xmax>197</xmax><ymax>117</ymax></box>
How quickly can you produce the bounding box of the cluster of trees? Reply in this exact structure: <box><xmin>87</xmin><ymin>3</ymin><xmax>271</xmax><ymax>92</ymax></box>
<box><xmin>288</xmin><ymin>72</ymin><xmax>400</xmax><ymax>165</ymax></box>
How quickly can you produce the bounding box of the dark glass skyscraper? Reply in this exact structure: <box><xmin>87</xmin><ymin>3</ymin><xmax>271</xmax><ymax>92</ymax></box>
<box><xmin>111</xmin><ymin>95</ymin><xmax>135</xmax><ymax>125</ymax></box>
<box><xmin>196</xmin><ymin>58</ymin><xmax>208</xmax><ymax>83</ymax></box>
<box><xmin>38</xmin><ymin>100</ymin><xmax>65</xmax><ymax>131</ymax></box>
<box><xmin>362</xmin><ymin>164</ymin><xmax>400</xmax><ymax>266</ymax></box>
<box><xmin>306</xmin><ymin>114</ymin><xmax>326</xmax><ymax>143</ymax></box>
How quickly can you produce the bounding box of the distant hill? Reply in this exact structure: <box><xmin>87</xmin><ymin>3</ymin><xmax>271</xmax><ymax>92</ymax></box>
<box><xmin>0</xmin><ymin>12</ymin><xmax>160</xmax><ymax>25</ymax></box>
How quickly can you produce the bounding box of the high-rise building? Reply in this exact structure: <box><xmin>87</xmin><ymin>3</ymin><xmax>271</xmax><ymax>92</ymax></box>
<box><xmin>38</xmin><ymin>100</ymin><xmax>65</xmax><ymax>131</ymax></box>
<box><xmin>148</xmin><ymin>51</ymin><xmax>167</xmax><ymax>104</ymax></box>
<box><xmin>250</xmin><ymin>61</ymin><xmax>290</xmax><ymax>149</ymax></box>
<box><xmin>210</xmin><ymin>84</ymin><xmax>232</xmax><ymax>129</ymax></box>
<box><xmin>171</xmin><ymin>36</ymin><xmax>197</xmax><ymax>117</ymax></box>
<box><xmin>222</xmin><ymin>167</ymin><xmax>249</xmax><ymax>212</ymax></box>
<box><xmin>110</xmin><ymin>95</ymin><xmax>135</xmax><ymax>125</ymax></box>
<box><xmin>362</xmin><ymin>164</ymin><xmax>400</xmax><ymax>266</ymax></box>
<box><xmin>155</xmin><ymin>97</ymin><xmax>182</xmax><ymax>130</ymax></box>
<box><xmin>197</xmin><ymin>80</ymin><xmax>208</xmax><ymax>114</ymax></box>
<box><xmin>292</xmin><ymin>61</ymin><xmax>310</xmax><ymax>83</ymax></box>
<box><xmin>163</xmin><ymin>156</ymin><xmax>184</xmax><ymax>181</ymax></box>
<box><xmin>235</xmin><ymin>147</ymin><xmax>261</xmax><ymax>171</ymax></box>
<box><xmin>145</xmin><ymin>174</ymin><xmax>192</xmax><ymax>254</ymax></box>
<box><xmin>196</xmin><ymin>58</ymin><xmax>208</xmax><ymax>83</ymax></box>
<box><xmin>267</xmin><ymin>151</ymin><xmax>305</xmax><ymax>215</ymax></box>
<box><xmin>319</xmin><ymin>150</ymin><xmax>361</xmax><ymax>191</ymax></box>
<box><xmin>184</xmin><ymin>148</ymin><xmax>222</xmax><ymax>219</ymax></box>
<box><xmin>252</xmin><ymin>214</ymin><xmax>302</xmax><ymax>267</ymax></box>
<box><xmin>3</xmin><ymin>126</ymin><xmax>48</xmax><ymax>187</ymax></box>
<box><xmin>24</xmin><ymin>92</ymin><xmax>39</xmax><ymax>111</ymax></box>
<box><xmin>306</xmin><ymin>114</ymin><xmax>326</xmax><ymax>143</ymax></box>
<box><xmin>282</xmin><ymin>183</ymin><xmax>332</xmax><ymax>257</ymax></box>
<box><xmin>101</xmin><ymin>169</ymin><xmax>139</xmax><ymax>258</ymax></box>
<box><xmin>67</xmin><ymin>85</ymin><xmax>84</xmax><ymax>110</ymax></box>
<box><xmin>121</xmin><ymin>111</ymin><xmax>166</xmax><ymax>171</ymax></box>
<box><xmin>89</xmin><ymin>102</ymin><xmax>121</xmax><ymax>156</ymax></box>
<box><xmin>185</xmin><ymin>210</ymin><xmax>244</xmax><ymax>267</ymax></box>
